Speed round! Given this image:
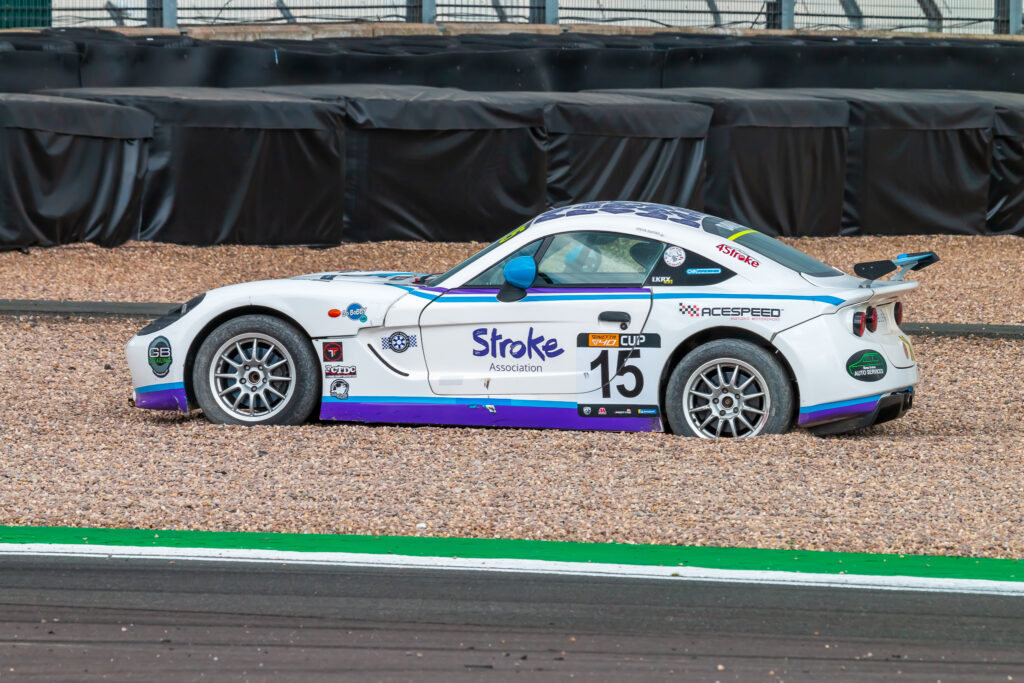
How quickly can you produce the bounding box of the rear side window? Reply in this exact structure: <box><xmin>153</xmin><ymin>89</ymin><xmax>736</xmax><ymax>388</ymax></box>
<box><xmin>701</xmin><ymin>216</ymin><xmax>842</xmax><ymax>278</ymax></box>
<box><xmin>536</xmin><ymin>232</ymin><xmax>663</xmax><ymax>286</ymax></box>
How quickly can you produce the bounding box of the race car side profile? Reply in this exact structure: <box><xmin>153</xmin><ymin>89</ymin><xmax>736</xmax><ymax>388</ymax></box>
<box><xmin>125</xmin><ymin>201</ymin><xmax>937</xmax><ymax>438</ymax></box>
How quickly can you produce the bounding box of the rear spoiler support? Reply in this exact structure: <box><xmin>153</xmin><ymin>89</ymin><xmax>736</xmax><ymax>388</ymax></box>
<box><xmin>853</xmin><ymin>252</ymin><xmax>939</xmax><ymax>285</ymax></box>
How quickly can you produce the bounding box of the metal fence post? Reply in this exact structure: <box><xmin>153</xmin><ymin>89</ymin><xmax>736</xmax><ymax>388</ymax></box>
<box><xmin>421</xmin><ymin>0</ymin><xmax>436</xmax><ymax>23</ymax></box>
<box><xmin>545</xmin><ymin>0</ymin><xmax>558</xmax><ymax>24</ymax></box>
<box><xmin>781</xmin><ymin>0</ymin><xmax>795</xmax><ymax>29</ymax></box>
<box><xmin>162</xmin><ymin>0</ymin><xmax>177</xmax><ymax>28</ymax></box>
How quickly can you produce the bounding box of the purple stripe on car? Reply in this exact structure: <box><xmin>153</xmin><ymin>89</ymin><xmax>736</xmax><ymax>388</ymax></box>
<box><xmin>135</xmin><ymin>386</ymin><xmax>189</xmax><ymax>412</ymax></box>
<box><xmin>528</xmin><ymin>287</ymin><xmax>650</xmax><ymax>294</ymax></box>
<box><xmin>320</xmin><ymin>401</ymin><xmax>661</xmax><ymax>432</ymax></box>
<box><xmin>445</xmin><ymin>287</ymin><xmax>649</xmax><ymax>295</ymax></box>
<box><xmin>797</xmin><ymin>397</ymin><xmax>878</xmax><ymax>426</ymax></box>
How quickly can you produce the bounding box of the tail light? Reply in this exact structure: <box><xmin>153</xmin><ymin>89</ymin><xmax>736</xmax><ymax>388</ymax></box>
<box><xmin>865</xmin><ymin>307</ymin><xmax>878</xmax><ymax>333</ymax></box>
<box><xmin>894</xmin><ymin>301</ymin><xmax>904</xmax><ymax>326</ymax></box>
<box><xmin>853</xmin><ymin>311</ymin><xmax>866</xmax><ymax>336</ymax></box>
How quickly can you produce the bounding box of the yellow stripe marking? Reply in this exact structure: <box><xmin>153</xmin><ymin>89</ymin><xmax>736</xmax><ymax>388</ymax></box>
<box><xmin>728</xmin><ymin>229</ymin><xmax>756</xmax><ymax>241</ymax></box>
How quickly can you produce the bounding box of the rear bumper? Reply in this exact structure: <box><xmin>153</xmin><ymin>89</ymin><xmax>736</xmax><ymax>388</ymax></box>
<box><xmin>803</xmin><ymin>388</ymin><xmax>914</xmax><ymax>436</ymax></box>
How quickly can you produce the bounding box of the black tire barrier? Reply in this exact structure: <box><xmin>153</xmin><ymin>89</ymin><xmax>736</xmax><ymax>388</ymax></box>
<box><xmin>0</xmin><ymin>30</ymin><xmax>1021</xmax><ymax>246</ymax></box>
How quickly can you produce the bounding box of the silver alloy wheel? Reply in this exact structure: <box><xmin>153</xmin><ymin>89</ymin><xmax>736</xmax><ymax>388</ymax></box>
<box><xmin>682</xmin><ymin>357</ymin><xmax>771</xmax><ymax>438</ymax></box>
<box><xmin>208</xmin><ymin>332</ymin><xmax>296</xmax><ymax>423</ymax></box>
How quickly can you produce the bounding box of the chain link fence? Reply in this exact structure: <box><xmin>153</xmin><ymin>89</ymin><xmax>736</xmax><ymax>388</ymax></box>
<box><xmin>0</xmin><ymin>0</ymin><xmax>1018</xmax><ymax>32</ymax></box>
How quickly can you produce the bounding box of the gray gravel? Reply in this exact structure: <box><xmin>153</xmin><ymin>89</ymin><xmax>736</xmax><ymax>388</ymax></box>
<box><xmin>0</xmin><ymin>234</ymin><xmax>1021</xmax><ymax>323</ymax></box>
<box><xmin>0</xmin><ymin>316</ymin><xmax>1021</xmax><ymax>559</ymax></box>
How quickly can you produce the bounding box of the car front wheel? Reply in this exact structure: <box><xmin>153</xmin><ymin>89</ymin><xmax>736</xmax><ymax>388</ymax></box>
<box><xmin>193</xmin><ymin>314</ymin><xmax>319</xmax><ymax>425</ymax></box>
<box><xmin>665</xmin><ymin>339</ymin><xmax>793</xmax><ymax>438</ymax></box>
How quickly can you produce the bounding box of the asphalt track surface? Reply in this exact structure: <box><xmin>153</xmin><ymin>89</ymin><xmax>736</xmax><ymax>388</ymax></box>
<box><xmin>1</xmin><ymin>556</ymin><xmax>1023</xmax><ymax>681</ymax></box>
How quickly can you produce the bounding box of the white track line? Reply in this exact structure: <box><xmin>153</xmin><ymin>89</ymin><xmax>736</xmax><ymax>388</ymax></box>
<box><xmin>2</xmin><ymin>543</ymin><xmax>1023</xmax><ymax>596</ymax></box>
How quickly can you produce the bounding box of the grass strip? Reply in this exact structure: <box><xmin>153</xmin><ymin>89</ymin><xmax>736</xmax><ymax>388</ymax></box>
<box><xmin>0</xmin><ymin>525</ymin><xmax>1020</xmax><ymax>583</ymax></box>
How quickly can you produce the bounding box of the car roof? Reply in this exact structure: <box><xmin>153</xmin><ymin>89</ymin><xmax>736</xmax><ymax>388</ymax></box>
<box><xmin>533</xmin><ymin>201</ymin><xmax>713</xmax><ymax>232</ymax></box>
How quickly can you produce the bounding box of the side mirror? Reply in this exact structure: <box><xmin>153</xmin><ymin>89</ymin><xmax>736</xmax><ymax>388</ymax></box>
<box><xmin>499</xmin><ymin>256</ymin><xmax>536</xmax><ymax>302</ymax></box>
<box><xmin>503</xmin><ymin>256</ymin><xmax>537</xmax><ymax>290</ymax></box>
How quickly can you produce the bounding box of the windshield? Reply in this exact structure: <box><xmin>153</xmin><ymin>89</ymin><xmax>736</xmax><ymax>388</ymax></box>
<box><xmin>422</xmin><ymin>222</ymin><xmax>531</xmax><ymax>286</ymax></box>
<box><xmin>700</xmin><ymin>216</ymin><xmax>842</xmax><ymax>278</ymax></box>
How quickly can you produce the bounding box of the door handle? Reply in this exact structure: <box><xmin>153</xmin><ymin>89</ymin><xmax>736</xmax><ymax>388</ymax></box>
<box><xmin>599</xmin><ymin>311</ymin><xmax>631</xmax><ymax>330</ymax></box>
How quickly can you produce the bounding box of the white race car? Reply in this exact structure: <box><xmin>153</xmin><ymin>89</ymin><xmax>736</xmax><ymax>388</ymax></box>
<box><xmin>125</xmin><ymin>201</ymin><xmax>936</xmax><ymax>438</ymax></box>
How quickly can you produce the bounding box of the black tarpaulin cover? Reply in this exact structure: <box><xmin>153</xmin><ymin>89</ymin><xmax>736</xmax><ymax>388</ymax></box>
<box><xmin>258</xmin><ymin>85</ymin><xmax>711</xmax><ymax>242</ymax></box>
<box><xmin>520</xmin><ymin>91</ymin><xmax>711</xmax><ymax>211</ymax></box>
<box><xmin>785</xmin><ymin>89</ymin><xmax>994</xmax><ymax>236</ymax></box>
<box><xmin>0</xmin><ymin>94</ymin><xmax>152</xmax><ymax>249</ymax></box>
<box><xmin>925</xmin><ymin>90</ymin><xmax>1024</xmax><ymax>236</ymax></box>
<box><xmin>599</xmin><ymin>87</ymin><xmax>848</xmax><ymax>237</ymax></box>
<box><xmin>258</xmin><ymin>84</ymin><xmax>547</xmax><ymax>242</ymax></box>
<box><xmin>41</xmin><ymin>87</ymin><xmax>345</xmax><ymax>245</ymax></box>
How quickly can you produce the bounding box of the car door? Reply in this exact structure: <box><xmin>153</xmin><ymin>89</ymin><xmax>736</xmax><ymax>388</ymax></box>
<box><xmin>419</xmin><ymin>231</ymin><xmax>661</xmax><ymax>396</ymax></box>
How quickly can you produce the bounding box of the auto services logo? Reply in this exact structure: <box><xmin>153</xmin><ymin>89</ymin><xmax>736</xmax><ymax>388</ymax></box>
<box><xmin>147</xmin><ymin>336</ymin><xmax>172</xmax><ymax>377</ymax></box>
<box><xmin>846</xmin><ymin>350</ymin><xmax>887</xmax><ymax>381</ymax></box>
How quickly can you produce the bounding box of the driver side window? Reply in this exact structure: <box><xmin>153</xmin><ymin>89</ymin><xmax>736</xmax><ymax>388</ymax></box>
<box><xmin>536</xmin><ymin>232</ymin><xmax>663</xmax><ymax>286</ymax></box>
<box><xmin>464</xmin><ymin>240</ymin><xmax>543</xmax><ymax>287</ymax></box>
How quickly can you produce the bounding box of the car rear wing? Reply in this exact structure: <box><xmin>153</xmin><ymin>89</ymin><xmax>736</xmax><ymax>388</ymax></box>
<box><xmin>853</xmin><ymin>252</ymin><xmax>939</xmax><ymax>285</ymax></box>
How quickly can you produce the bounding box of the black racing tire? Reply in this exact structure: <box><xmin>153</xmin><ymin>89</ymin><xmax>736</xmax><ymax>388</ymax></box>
<box><xmin>193</xmin><ymin>314</ymin><xmax>319</xmax><ymax>426</ymax></box>
<box><xmin>664</xmin><ymin>339</ymin><xmax>793</xmax><ymax>438</ymax></box>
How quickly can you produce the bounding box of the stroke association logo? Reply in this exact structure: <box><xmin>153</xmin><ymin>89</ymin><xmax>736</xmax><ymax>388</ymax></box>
<box><xmin>472</xmin><ymin>327</ymin><xmax>564</xmax><ymax>360</ymax></box>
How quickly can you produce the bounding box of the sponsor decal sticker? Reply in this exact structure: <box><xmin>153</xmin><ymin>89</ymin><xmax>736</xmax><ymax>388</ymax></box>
<box><xmin>346</xmin><ymin>303</ymin><xmax>367</xmax><ymax>323</ymax></box>
<box><xmin>686</xmin><ymin>267</ymin><xmax>722</xmax><ymax>275</ymax></box>
<box><xmin>588</xmin><ymin>333</ymin><xmax>619</xmax><ymax>348</ymax></box>
<box><xmin>678</xmin><ymin>304</ymin><xmax>781</xmax><ymax>321</ymax></box>
<box><xmin>472</xmin><ymin>327</ymin><xmax>564</xmax><ymax>361</ymax></box>
<box><xmin>899</xmin><ymin>335</ymin><xmax>916</xmax><ymax>362</ymax></box>
<box><xmin>498</xmin><ymin>224</ymin><xmax>527</xmax><ymax>244</ymax></box>
<box><xmin>846</xmin><ymin>350</ymin><xmax>887</xmax><ymax>382</ymax></box>
<box><xmin>323</xmin><ymin>342</ymin><xmax>343</xmax><ymax>362</ymax></box>
<box><xmin>715</xmin><ymin>243</ymin><xmax>759</xmax><ymax>268</ymax></box>
<box><xmin>489</xmin><ymin>363</ymin><xmax>544</xmax><ymax>372</ymax></box>
<box><xmin>382</xmin><ymin>331</ymin><xmax>417</xmax><ymax>353</ymax></box>
<box><xmin>577</xmin><ymin>333</ymin><xmax>661</xmax><ymax>348</ymax></box>
<box><xmin>325</xmin><ymin>364</ymin><xmax>357</xmax><ymax>377</ymax></box>
<box><xmin>619</xmin><ymin>334</ymin><xmax>660</xmax><ymax>348</ymax></box>
<box><xmin>329</xmin><ymin>379</ymin><xmax>349</xmax><ymax>399</ymax></box>
<box><xmin>147</xmin><ymin>336</ymin><xmax>172</xmax><ymax>377</ymax></box>
<box><xmin>650</xmin><ymin>276</ymin><xmax>674</xmax><ymax>285</ymax></box>
<box><xmin>579</xmin><ymin>404</ymin><xmax>659</xmax><ymax>418</ymax></box>
<box><xmin>663</xmin><ymin>246</ymin><xmax>686</xmax><ymax>267</ymax></box>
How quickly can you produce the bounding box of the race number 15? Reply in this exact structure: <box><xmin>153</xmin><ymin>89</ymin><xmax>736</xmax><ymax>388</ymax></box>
<box><xmin>591</xmin><ymin>349</ymin><xmax>643</xmax><ymax>399</ymax></box>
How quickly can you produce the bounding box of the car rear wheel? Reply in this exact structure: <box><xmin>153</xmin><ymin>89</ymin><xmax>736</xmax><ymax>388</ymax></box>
<box><xmin>665</xmin><ymin>339</ymin><xmax>793</xmax><ymax>438</ymax></box>
<box><xmin>193</xmin><ymin>314</ymin><xmax>319</xmax><ymax>425</ymax></box>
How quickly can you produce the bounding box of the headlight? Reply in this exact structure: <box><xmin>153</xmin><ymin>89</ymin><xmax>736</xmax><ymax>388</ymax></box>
<box><xmin>138</xmin><ymin>293</ymin><xmax>206</xmax><ymax>335</ymax></box>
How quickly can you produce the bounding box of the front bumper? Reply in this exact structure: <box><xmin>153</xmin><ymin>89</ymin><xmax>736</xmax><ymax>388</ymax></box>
<box><xmin>125</xmin><ymin>328</ymin><xmax>192</xmax><ymax>413</ymax></box>
<box><xmin>802</xmin><ymin>387</ymin><xmax>914</xmax><ymax>436</ymax></box>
